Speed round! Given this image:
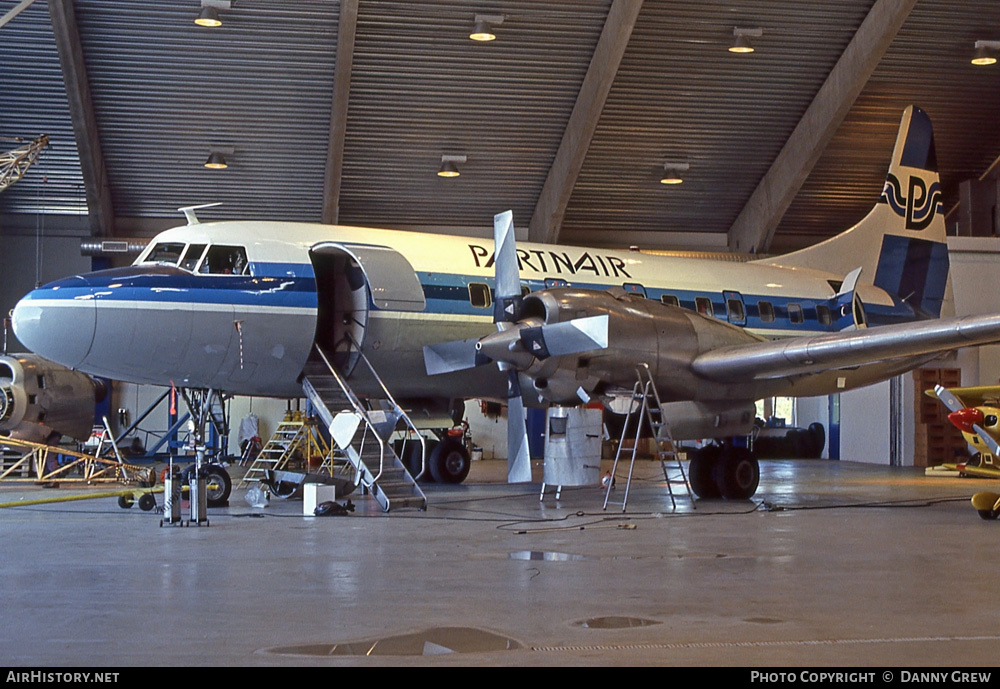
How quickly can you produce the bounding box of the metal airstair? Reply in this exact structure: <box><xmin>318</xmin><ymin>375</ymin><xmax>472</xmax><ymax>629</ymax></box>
<box><xmin>300</xmin><ymin>342</ymin><xmax>426</xmax><ymax>512</ymax></box>
<box><xmin>603</xmin><ymin>363</ymin><xmax>694</xmax><ymax>512</ymax></box>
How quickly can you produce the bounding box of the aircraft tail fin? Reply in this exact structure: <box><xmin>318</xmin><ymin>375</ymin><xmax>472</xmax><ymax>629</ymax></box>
<box><xmin>763</xmin><ymin>106</ymin><xmax>949</xmax><ymax>319</ymax></box>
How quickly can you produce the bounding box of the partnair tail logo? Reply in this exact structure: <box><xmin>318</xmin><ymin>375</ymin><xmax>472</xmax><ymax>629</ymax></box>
<box><xmin>881</xmin><ymin>172</ymin><xmax>942</xmax><ymax>231</ymax></box>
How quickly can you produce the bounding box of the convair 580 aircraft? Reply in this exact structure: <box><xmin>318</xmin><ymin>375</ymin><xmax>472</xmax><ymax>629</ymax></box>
<box><xmin>12</xmin><ymin>106</ymin><xmax>1000</xmax><ymax>502</ymax></box>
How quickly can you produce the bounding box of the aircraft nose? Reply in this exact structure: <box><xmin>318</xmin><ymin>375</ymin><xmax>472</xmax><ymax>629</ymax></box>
<box><xmin>948</xmin><ymin>407</ymin><xmax>984</xmax><ymax>434</ymax></box>
<box><xmin>11</xmin><ymin>276</ymin><xmax>96</xmax><ymax>369</ymax></box>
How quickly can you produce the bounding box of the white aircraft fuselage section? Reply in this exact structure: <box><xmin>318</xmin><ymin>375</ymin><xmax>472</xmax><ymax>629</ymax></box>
<box><xmin>9</xmin><ymin>218</ymin><xmax>903</xmax><ymax>402</ymax></box>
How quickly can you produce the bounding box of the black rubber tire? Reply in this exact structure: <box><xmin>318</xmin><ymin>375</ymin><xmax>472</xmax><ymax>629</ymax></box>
<box><xmin>714</xmin><ymin>446</ymin><xmax>760</xmax><ymax>500</ymax></box>
<box><xmin>807</xmin><ymin>422</ymin><xmax>826</xmax><ymax>458</ymax></box>
<box><xmin>137</xmin><ymin>493</ymin><xmax>156</xmax><ymax>511</ymax></box>
<box><xmin>977</xmin><ymin>509</ymin><xmax>998</xmax><ymax>521</ymax></box>
<box><xmin>688</xmin><ymin>445</ymin><xmax>721</xmax><ymax>499</ymax></box>
<box><xmin>185</xmin><ymin>464</ymin><xmax>232</xmax><ymax>507</ymax></box>
<box><xmin>118</xmin><ymin>495</ymin><xmax>134</xmax><ymax>509</ymax></box>
<box><xmin>428</xmin><ymin>437</ymin><xmax>471</xmax><ymax>484</ymax></box>
<box><xmin>202</xmin><ymin>464</ymin><xmax>232</xmax><ymax>507</ymax></box>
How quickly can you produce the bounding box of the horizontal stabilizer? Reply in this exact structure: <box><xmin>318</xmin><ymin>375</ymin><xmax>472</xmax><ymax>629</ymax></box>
<box><xmin>692</xmin><ymin>313</ymin><xmax>1000</xmax><ymax>382</ymax></box>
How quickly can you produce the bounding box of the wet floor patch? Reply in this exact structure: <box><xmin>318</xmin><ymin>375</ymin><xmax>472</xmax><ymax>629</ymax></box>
<box><xmin>509</xmin><ymin>550</ymin><xmax>587</xmax><ymax>561</ymax></box>
<box><xmin>574</xmin><ymin>616</ymin><xmax>662</xmax><ymax>629</ymax></box>
<box><xmin>262</xmin><ymin>626</ymin><xmax>523</xmax><ymax>657</ymax></box>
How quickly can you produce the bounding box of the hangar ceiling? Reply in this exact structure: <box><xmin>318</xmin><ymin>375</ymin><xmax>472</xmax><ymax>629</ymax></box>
<box><xmin>1</xmin><ymin>0</ymin><xmax>998</xmax><ymax>255</ymax></box>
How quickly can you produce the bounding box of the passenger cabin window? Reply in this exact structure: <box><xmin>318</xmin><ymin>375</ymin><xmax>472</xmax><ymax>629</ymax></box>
<box><xmin>180</xmin><ymin>244</ymin><xmax>207</xmax><ymax>272</ymax></box>
<box><xmin>788</xmin><ymin>303</ymin><xmax>804</xmax><ymax>324</ymax></box>
<box><xmin>695</xmin><ymin>297</ymin><xmax>713</xmax><ymax>317</ymax></box>
<box><xmin>661</xmin><ymin>294</ymin><xmax>679</xmax><ymax>307</ymax></box>
<box><xmin>816</xmin><ymin>304</ymin><xmax>832</xmax><ymax>327</ymax></box>
<box><xmin>145</xmin><ymin>242</ymin><xmax>185</xmax><ymax>265</ymax></box>
<box><xmin>468</xmin><ymin>282</ymin><xmax>492</xmax><ymax>309</ymax></box>
<box><xmin>758</xmin><ymin>301</ymin><xmax>775</xmax><ymax>323</ymax></box>
<box><xmin>200</xmin><ymin>245</ymin><xmax>249</xmax><ymax>275</ymax></box>
<box><xmin>727</xmin><ymin>298</ymin><xmax>745</xmax><ymax>322</ymax></box>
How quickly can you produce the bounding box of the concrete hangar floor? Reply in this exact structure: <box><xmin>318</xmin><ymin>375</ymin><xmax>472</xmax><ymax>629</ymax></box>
<box><xmin>1</xmin><ymin>456</ymin><xmax>997</xmax><ymax>668</ymax></box>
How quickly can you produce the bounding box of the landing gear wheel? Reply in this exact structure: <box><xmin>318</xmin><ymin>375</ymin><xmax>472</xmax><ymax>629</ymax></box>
<box><xmin>428</xmin><ymin>438</ymin><xmax>471</xmax><ymax>484</ymax></box>
<box><xmin>203</xmin><ymin>465</ymin><xmax>232</xmax><ymax>507</ymax></box>
<box><xmin>977</xmin><ymin>509</ymin><xmax>998</xmax><ymax>521</ymax></box>
<box><xmin>714</xmin><ymin>446</ymin><xmax>760</xmax><ymax>500</ymax></box>
<box><xmin>137</xmin><ymin>493</ymin><xmax>156</xmax><ymax>511</ymax></box>
<box><xmin>688</xmin><ymin>445</ymin><xmax>721</xmax><ymax>499</ymax></box>
<box><xmin>117</xmin><ymin>495</ymin><xmax>134</xmax><ymax>509</ymax></box>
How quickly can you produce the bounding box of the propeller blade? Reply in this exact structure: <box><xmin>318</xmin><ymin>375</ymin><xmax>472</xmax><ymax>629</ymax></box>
<box><xmin>972</xmin><ymin>423</ymin><xmax>1000</xmax><ymax>458</ymax></box>
<box><xmin>519</xmin><ymin>314</ymin><xmax>609</xmax><ymax>359</ymax></box>
<box><xmin>933</xmin><ymin>384</ymin><xmax>967</xmax><ymax>413</ymax></box>
<box><xmin>423</xmin><ymin>338</ymin><xmax>490</xmax><ymax>375</ymax></box>
<box><xmin>493</xmin><ymin>210</ymin><xmax>522</xmax><ymax>325</ymax></box>
<box><xmin>505</xmin><ymin>371</ymin><xmax>532</xmax><ymax>483</ymax></box>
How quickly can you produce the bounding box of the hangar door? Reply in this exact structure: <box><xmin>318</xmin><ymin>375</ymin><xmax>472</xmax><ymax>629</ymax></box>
<box><xmin>310</xmin><ymin>242</ymin><xmax>426</xmax><ymax>374</ymax></box>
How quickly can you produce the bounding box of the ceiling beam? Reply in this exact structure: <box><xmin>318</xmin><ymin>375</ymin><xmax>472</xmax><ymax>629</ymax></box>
<box><xmin>726</xmin><ymin>0</ymin><xmax>917</xmax><ymax>254</ymax></box>
<box><xmin>528</xmin><ymin>0</ymin><xmax>642</xmax><ymax>243</ymax></box>
<box><xmin>322</xmin><ymin>0</ymin><xmax>358</xmax><ymax>225</ymax></box>
<box><xmin>48</xmin><ymin>0</ymin><xmax>114</xmax><ymax>238</ymax></box>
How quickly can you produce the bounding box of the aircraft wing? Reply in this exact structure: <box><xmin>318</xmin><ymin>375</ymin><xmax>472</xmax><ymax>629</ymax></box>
<box><xmin>923</xmin><ymin>384</ymin><xmax>1000</xmax><ymax>408</ymax></box>
<box><xmin>690</xmin><ymin>313</ymin><xmax>1000</xmax><ymax>382</ymax></box>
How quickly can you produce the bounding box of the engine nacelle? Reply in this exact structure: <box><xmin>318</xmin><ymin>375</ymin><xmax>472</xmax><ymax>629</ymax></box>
<box><xmin>658</xmin><ymin>400</ymin><xmax>757</xmax><ymax>440</ymax></box>
<box><xmin>518</xmin><ymin>288</ymin><xmax>763</xmax><ymax>405</ymax></box>
<box><xmin>0</xmin><ymin>354</ymin><xmax>104</xmax><ymax>443</ymax></box>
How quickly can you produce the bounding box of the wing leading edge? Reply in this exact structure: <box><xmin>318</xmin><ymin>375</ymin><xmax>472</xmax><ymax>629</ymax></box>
<box><xmin>690</xmin><ymin>313</ymin><xmax>1000</xmax><ymax>383</ymax></box>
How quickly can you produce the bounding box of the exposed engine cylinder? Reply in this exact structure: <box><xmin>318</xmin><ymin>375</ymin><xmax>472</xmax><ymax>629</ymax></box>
<box><xmin>0</xmin><ymin>354</ymin><xmax>104</xmax><ymax>443</ymax></box>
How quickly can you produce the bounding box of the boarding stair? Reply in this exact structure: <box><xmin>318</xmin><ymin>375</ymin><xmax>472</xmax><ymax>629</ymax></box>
<box><xmin>300</xmin><ymin>342</ymin><xmax>426</xmax><ymax>512</ymax></box>
<box><xmin>603</xmin><ymin>363</ymin><xmax>694</xmax><ymax>512</ymax></box>
<box><xmin>237</xmin><ymin>412</ymin><xmax>332</xmax><ymax>489</ymax></box>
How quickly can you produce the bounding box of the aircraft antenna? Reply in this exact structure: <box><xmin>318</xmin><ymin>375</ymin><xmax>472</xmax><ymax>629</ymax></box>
<box><xmin>177</xmin><ymin>202</ymin><xmax>222</xmax><ymax>225</ymax></box>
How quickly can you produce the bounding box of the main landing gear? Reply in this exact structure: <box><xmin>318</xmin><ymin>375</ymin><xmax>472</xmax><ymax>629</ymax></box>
<box><xmin>688</xmin><ymin>442</ymin><xmax>760</xmax><ymax>500</ymax></box>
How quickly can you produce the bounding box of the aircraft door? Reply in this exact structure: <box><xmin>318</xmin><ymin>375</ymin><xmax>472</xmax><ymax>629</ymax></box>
<box><xmin>309</xmin><ymin>242</ymin><xmax>426</xmax><ymax>375</ymax></box>
<box><xmin>724</xmin><ymin>291</ymin><xmax>747</xmax><ymax>326</ymax></box>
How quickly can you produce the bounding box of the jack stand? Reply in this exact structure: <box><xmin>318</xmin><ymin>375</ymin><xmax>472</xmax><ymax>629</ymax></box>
<box><xmin>187</xmin><ymin>450</ymin><xmax>210</xmax><ymax>527</ymax></box>
<box><xmin>160</xmin><ymin>466</ymin><xmax>183</xmax><ymax>527</ymax></box>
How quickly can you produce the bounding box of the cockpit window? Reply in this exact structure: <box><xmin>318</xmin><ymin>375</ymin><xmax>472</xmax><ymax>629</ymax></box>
<box><xmin>200</xmin><ymin>245</ymin><xmax>249</xmax><ymax>275</ymax></box>
<box><xmin>145</xmin><ymin>242</ymin><xmax>185</xmax><ymax>265</ymax></box>
<box><xmin>180</xmin><ymin>244</ymin><xmax>207</xmax><ymax>272</ymax></box>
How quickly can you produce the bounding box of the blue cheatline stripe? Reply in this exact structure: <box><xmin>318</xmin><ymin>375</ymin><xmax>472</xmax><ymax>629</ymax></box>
<box><xmin>32</xmin><ymin>261</ymin><xmax>930</xmax><ymax>334</ymax></box>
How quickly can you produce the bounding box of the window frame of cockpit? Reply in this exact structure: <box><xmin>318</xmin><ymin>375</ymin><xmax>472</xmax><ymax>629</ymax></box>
<box><xmin>137</xmin><ymin>241</ymin><xmax>250</xmax><ymax>276</ymax></box>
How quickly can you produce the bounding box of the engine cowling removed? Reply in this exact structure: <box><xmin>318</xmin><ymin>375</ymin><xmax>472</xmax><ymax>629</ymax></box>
<box><xmin>0</xmin><ymin>354</ymin><xmax>105</xmax><ymax>443</ymax></box>
<box><xmin>516</xmin><ymin>288</ymin><xmax>765</xmax><ymax>407</ymax></box>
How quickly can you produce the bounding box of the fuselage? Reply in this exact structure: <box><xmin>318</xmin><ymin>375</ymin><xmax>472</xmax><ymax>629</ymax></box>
<box><xmin>11</xmin><ymin>219</ymin><xmax>910</xmax><ymax>400</ymax></box>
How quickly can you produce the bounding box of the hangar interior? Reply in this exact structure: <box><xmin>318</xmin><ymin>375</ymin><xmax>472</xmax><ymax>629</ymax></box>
<box><xmin>2</xmin><ymin>0</ymin><xmax>999</xmax><ymax>468</ymax></box>
<box><xmin>3</xmin><ymin>0</ymin><xmax>1000</xmax><ymax>668</ymax></box>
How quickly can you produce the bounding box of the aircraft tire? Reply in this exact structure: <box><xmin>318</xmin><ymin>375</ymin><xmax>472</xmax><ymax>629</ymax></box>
<box><xmin>203</xmin><ymin>465</ymin><xmax>232</xmax><ymax>507</ymax></box>
<box><xmin>688</xmin><ymin>446</ymin><xmax>721</xmax><ymax>499</ymax></box>
<box><xmin>138</xmin><ymin>493</ymin><xmax>156</xmax><ymax>511</ymax></box>
<box><xmin>428</xmin><ymin>438</ymin><xmax>471</xmax><ymax>484</ymax></box>
<box><xmin>118</xmin><ymin>495</ymin><xmax>134</xmax><ymax>509</ymax></box>
<box><xmin>183</xmin><ymin>464</ymin><xmax>233</xmax><ymax>507</ymax></box>
<box><xmin>714</xmin><ymin>446</ymin><xmax>760</xmax><ymax>500</ymax></box>
<box><xmin>977</xmin><ymin>509</ymin><xmax>997</xmax><ymax>521</ymax></box>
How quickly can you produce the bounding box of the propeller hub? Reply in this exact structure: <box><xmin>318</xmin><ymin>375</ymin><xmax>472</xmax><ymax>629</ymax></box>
<box><xmin>948</xmin><ymin>407</ymin><xmax>984</xmax><ymax>433</ymax></box>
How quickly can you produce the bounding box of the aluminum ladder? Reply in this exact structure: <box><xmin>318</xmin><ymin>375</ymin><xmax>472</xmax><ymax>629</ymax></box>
<box><xmin>603</xmin><ymin>364</ymin><xmax>694</xmax><ymax>512</ymax></box>
<box><xmin>301</xmin><ymin>342</ymin><xmax>426</xmax><ymax>512</ymax></box>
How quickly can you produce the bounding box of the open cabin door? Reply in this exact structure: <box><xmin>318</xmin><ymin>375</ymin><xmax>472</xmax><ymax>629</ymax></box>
<box><xmin>309</xmin><ymin>242</ymin><xmax>426</xmax><ymax>375</ymax></box>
